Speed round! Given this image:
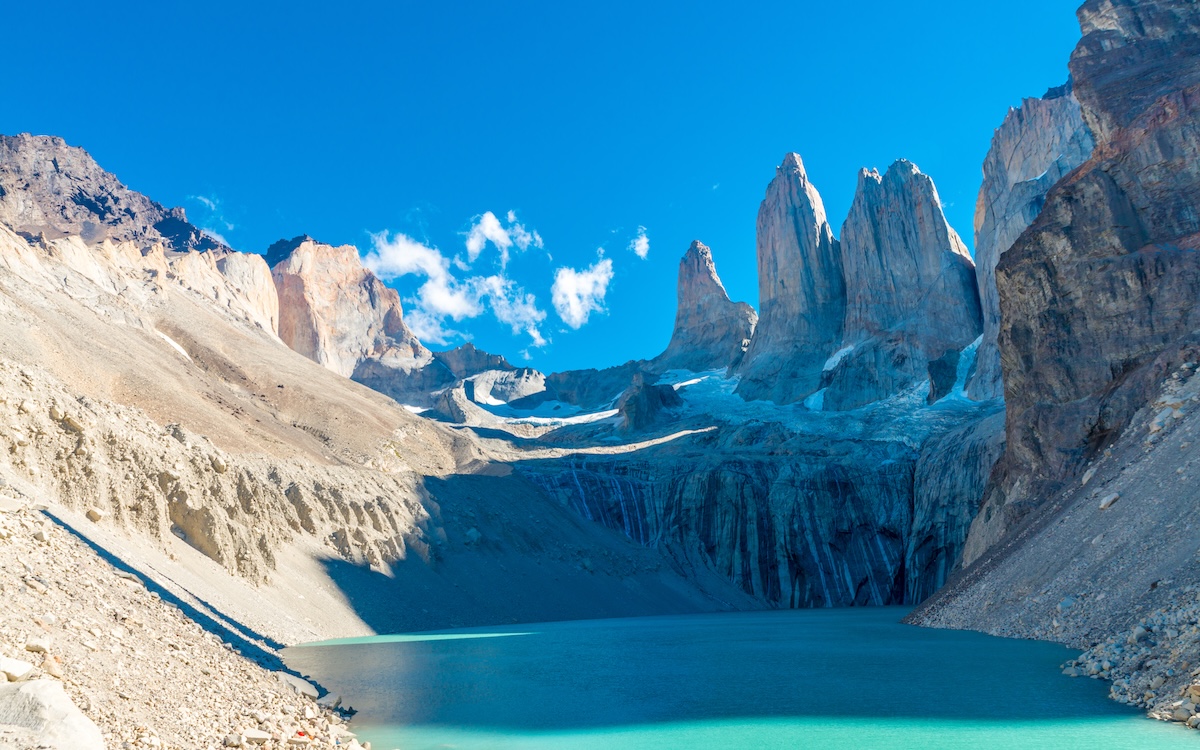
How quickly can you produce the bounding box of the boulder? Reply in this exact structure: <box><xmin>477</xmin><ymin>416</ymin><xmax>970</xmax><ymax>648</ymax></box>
<box><xmin>0</xmin><ymin>679</ymin><xmax>104</xmax><ymax>750</ymax></box>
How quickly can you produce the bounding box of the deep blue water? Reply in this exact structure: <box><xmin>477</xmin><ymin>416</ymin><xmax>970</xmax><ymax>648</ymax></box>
<box><xmin>285</xmin><ymin>608</ymin><xmax>1198</xmax><ymax>749</ymax></box>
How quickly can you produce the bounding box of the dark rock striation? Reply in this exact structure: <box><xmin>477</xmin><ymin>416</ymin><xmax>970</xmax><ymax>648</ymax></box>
<box><xmin>522</xmin><ymin>402</ymin><xmax>1003</xmax><ymax>607</ymax></box>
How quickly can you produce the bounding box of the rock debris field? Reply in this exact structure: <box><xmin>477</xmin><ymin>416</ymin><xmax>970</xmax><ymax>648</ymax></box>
<box><xmin>0</xmin><ymin>500</ymin><xmax>372</xmax><ymax>750</ymax></box>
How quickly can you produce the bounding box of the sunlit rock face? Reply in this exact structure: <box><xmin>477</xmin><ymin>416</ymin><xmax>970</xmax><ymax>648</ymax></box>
<box><xmin>214</xmin><ymin>251</ymin><xmax>280</xmax><ymax>335</ymax></box>
<box><xmin>0</xmin><ymin>132</ymin><xmax>281</xmax><ymax>335</ymax></box>
<box><xmin>0</xmin><ymin>133</ymin><xmax>222</xmax><ymax>252</ymax></box>
<box><xmin>737</xmin><ymin>153</ymin><xmax>844</xmax><ymax>404</ymax></box>
<box><xmin>823</xmin><ymin>161</ymin><xmax>982</xmax><ymax>411</ymax></box>
<box><xmin>965</xmin><ymin>0</ymin><xmax>1200</xmax><ymax>563</ymax></box>
<box><xmin>652</xmin><ymin>240</ymin><xmax>757</xmax><ymax>374</ymax></box>
<box><xmin>269</xmin><ymin>235</ymin><xmax>435</xmax><ymax>389</ymax></box>
<box><xmin>967</xmin><ymin>84</ymin><xmax>1094</xmax><ymax>401</ymax></box>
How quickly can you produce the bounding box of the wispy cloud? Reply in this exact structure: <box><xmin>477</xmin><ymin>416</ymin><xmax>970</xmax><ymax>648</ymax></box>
<box><xmin>552</xmin><ymin>253</ymin><xmax>614</xmax><ymax>329</ymax></box>
<box><xmin>464</xmin><ymin>210</ymin><xmax>544</xmax><ymax>268</ymax></box>
<box><xmin>628</xmin><ymin>226</ymin><xmax>649</xmax><ymax>260</ymax></box>
<box><xmin>188</xmin><ymin>194</ymin><xmax>236</xmax><ymax>248</ymax></box>
<box><xmin>363</xmin><ymin>229</ymin><xmax>547</xmax><ymax>348</ymax></box>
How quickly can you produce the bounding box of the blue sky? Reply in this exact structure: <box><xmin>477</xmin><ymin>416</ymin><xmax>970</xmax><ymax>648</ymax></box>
<box><xmin>3</xmin><ymin>0</ymin><xmax>1082</xmax><ymax>372</ymax></box>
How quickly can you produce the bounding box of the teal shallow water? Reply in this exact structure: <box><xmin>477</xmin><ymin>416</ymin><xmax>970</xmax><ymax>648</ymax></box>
<box><xmin>284</xmin><ymin>608</ymin><xmax>1198</xmax><ymax>749</ymax></box>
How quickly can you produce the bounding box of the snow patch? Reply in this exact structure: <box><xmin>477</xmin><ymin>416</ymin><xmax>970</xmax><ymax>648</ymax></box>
<box><xmin>155</xmin><ymin>331</ymin><xmax>191</xmax><ymax>362</ymax></box>
<box><xmin>823</xmin><ymin>345</ymin><xmax>854</xmax><ymax>373</ymax></box>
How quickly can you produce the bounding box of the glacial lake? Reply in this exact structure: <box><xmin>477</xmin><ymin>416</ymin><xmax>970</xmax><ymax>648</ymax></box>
<box><xmin>285</xmin><ymin>608</ymin><xmax>1197</xmax><ymax>749</ymax></box>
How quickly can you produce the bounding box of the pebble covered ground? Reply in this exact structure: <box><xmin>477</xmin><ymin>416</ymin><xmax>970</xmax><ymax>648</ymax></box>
<box><xmin>0</xmin><ymin>502</ymin><xmax>373</xmax><ymax>749</ymax></box>
<box><xmin>1067</xmin><ymin>588</ymin><xmax>1200</xmax><ymax>730</ymax></box>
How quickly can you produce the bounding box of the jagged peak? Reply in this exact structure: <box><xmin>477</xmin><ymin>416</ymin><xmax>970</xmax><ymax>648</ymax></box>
<box><xmin>0</xmin><ymin>132</ymin><xmax>224</xmax><ymax>253</ymax></box>
<box><xmin>1043</xmin><ymin>78</ymin><xmax>1074</xmax><ymax>100</ymax></box>
<box><xmin>685</xmin><ymin>238</ymin><xmax>712</xmax><ymax>259</ymax></box>
<box><xmin>680</xmin><ymin>240</ymin><xmax>730</xmax><ymax>298</ymax></box>
<box><xmin>779</xmin><ymin>151</ymin><xmax>807</xmax><ymax>173</ymax></box>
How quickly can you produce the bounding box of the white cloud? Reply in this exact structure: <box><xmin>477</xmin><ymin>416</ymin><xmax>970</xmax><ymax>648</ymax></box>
<box><xmin>465</xmin><ymin>211</ymin><xmax>510</xmax><ymax>263</ymax></box>
<box><xmin>465</xmin><ymin>210</ymin><xmax>544</xmax><ymax>267</ymax></box>
<box><xmin>628</xmin><ymin>226</ymin><xmax>649</xmax><ymax>259</ymax></box>
<box><xmin>363</xmin><ymin>230</ymin><xmax>452</xmax><ymax>285</ymax></box>
<box><xmin>552</xmin><ymin>255</ymin><xmax>614</xmax><ymax>329</ymax></box>
<box><xmin>363</xmin><ymin>230</ymin><xmax>546</xmax><ymax>348</ymax></box>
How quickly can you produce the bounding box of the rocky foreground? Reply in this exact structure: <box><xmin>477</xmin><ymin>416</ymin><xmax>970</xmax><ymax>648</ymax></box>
<box><xmin>0</xmin><ymin>499</ymin><xmax>366</xmax><ymax>750</ymax></box>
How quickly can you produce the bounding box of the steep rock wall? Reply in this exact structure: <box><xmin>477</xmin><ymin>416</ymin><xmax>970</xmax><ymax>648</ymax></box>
<box><xmin>522</xmin><ymin>407</ymin><xmax>1002</xmax><ymax>607</ymax></box>
<box><xmin>967</xmin><ymin>85</ymin><xmax>1094</xmax><ymax>401</ymax></box>
<box><xmin>737</xmin><ymin>154</ymin><xmax>843</xmax><ymax>404</ymax></box>
<box><xmin>967</xmin><ymin>0</ymin><xmax>1200</xmax><ymax>563</ymax></box>
<box><xmin>825</xmin><ymin>161</ymin><xmax>982</xmax><ymax>411</ymax></box>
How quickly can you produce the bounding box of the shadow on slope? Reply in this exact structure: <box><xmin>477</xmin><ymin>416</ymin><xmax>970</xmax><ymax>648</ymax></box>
<box><xmin>45</xmin><ymin>509</ymin><xmax>287</xmax><ymax>669</ymax></box>
<box><xmin>314</xmin><ymin>470</ymin><xmax>764</xmax><ymax>636</ymax></box>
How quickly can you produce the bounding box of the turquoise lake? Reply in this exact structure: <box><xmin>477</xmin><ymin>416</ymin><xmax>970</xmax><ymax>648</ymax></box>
<box><xmin>284</xmin><ymin>608</ymin><xmax>1198</xmax><ymax>749</ymax></box>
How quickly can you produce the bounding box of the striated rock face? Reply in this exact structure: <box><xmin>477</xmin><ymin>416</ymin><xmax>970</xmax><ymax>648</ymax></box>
<box><xmin>966</xmin><ymin>0</ymin><xmax>1200</xmax><ymax>563</ymax></box>
<box><xmin>737</xmin><ymin>154</ymin><xmax>843</xmax><ymax>404</ymax></box>
<box><xmin>653</xmin><ymin>240</ymin><xmax>757</xmax><ymax>374</ymax></box>
<box><xmin>269</xmin><ymin>235</ymin><xmax>434</xmax><ymax>389</ymax></box>
<box><xmin>967</xmin><ymin>85</ymin><xmax>1094</xmax><ymax>401</ymax></box>
<box><xmin>523</xmin><ymin>403</ymin><xmax>1001</xmax><ymax>607</ymax></box>
<box><xmin>905</xmin><ymin>412</ymin><xmax>1005</xmax><ymax>602</ymax></box>
<box><xmin>0</xmin><ymin>134</ymin><xmax>221</xmax><ymax>252</ymax></box>
<box><xmin>824</xmin><ymin>161</ymin><xmax>982</xmax><ymax>411</ymax></box>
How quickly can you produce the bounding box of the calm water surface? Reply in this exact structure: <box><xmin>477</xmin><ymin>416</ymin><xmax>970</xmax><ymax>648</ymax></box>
<box><xmin>285</xmin><ymin>608</ymin><xmax>1198</xmax><ymax>749</ymax></box>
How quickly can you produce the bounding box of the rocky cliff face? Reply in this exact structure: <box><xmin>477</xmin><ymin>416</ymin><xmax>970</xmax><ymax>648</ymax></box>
<box><xmin>0</xmin><ymin>134</ymin><xmax>222</xmax><ymax>252</ymax></box>
<box><xmin>967</xmin><ymin>85</ymin><xmax>1094</xmax><ymax>401</ymax></box>
<box><xmin>823</xmin><ymin>161</ymin><xmax>982</xmax><ymax>411</ymax></box>
<box><xmin>268</xmin><ymin>236</ymin><xmax>438</xmax><ymax>397</ymax></box>
<box><xmin>964</xmin><ymin>0</ymin><xmax>1200</xmax><ymax>563</ymax></box>
<box><xmin>737</xmin><ymin>154</ymin><xmax>843</xmax><ymax>404</ymax></box>
<box><xmin>652</xmin><ymin>240</ymin><xmax>757</xmax><ymax>374</ymax></box>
